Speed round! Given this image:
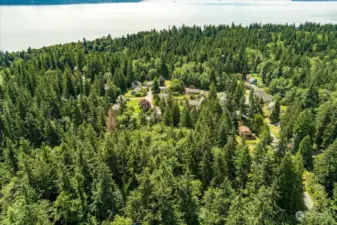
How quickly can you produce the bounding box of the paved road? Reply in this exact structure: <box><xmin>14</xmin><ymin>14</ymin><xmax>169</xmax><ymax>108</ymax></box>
<box><xmin>145</xmin><ymin>90</ymin><xmax>161</xmax><ymax>115</ymax></box>
<box><xmin>270</xmin><ymin>128</ymin><xmax>279</xmax><ymax>148</ymax></box>
<box><xmin>145</xmin><ymin>90</ymin><xmax>153</xmax><ymax>107</ymax></box>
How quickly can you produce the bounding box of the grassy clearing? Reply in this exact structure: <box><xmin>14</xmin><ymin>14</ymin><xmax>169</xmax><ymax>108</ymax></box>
<box><xmin>125</xmin><ymin>90</ymin><xmax>134</xmax><ymax>98</ymax></box>
<box><xmin>263</xmin><ymin>106</ymin><xmax>270</xmax><ymax>117</ymax></box>
<box><xmin>236</xmin><ymin>135</ymin><xmax>260</xmax><ymax>153</ymax></box>
<box><xmin>246</xmin><ymin>137</ymin><xmax>260</xmax><ymax>153</ymax></box>
<box><xmin>281</xmin><ymin>105</ymin><xmax>288</xmax><ymax>113</ymax></box>
<box><xmin>127</xmin><ymin>98</ymin><xmax>141</xmax><ymax>114</ymax></box>
<box><xmin>165</xmin><ymin>80</ymin><xmax>171</xmax><ymax>87</ymax></box>
<box><xmin>270</xmin><ymin>124</ymin><xmax>281</xmax><ymax>139</ymax></box>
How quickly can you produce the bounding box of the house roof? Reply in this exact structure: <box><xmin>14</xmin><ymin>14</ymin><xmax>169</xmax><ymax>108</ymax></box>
<box><xmin>217</xmin><ymin>92</ymin><xmax>227</xmax><ymax>101</ymax></box>
<box><xmin>254</xmin><ymin>90</ymin><xmax>273</xmax><ymax>103</ymax></box>
<box><xmin>144</xmin><ymin>81</ymin><xmax>154</xmax><ymax>87</ymax></box>
<box><xmin>133</xmin><ymin>87</ymin><xmax>142</xmax><ymax>92</ymax></box>
<box><xmin>239</xmin><ymin>126</ymin><xmax>252</xmax><ymax>134</ymax></box>
<box><xmin>185</xmin><ymin>88</ymin><xmax>202</xmax><ymax>94</ymax></box>
<box><xmin>131</xmin><ymin>81</ymin><xmax>142</xmax><ymax>89</ymax></box>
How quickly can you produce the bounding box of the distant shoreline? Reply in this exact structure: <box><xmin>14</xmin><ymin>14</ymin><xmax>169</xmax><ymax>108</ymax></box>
<box><xmin>292</xmin><ymin>0</ymin><xmax>336</xmax><ymax>1</ymax></box>
<box><xmin>0</xmin><ymin>0</ymin><xmax>140</xmax><ymax>6</ymax></box>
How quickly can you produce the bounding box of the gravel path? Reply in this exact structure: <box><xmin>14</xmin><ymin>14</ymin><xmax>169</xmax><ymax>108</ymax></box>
<box><xmin>145</xmin><ymin>90</ymin><xmax>153</xmax><ymax>107</ymax></box>
<box><xmin>304</xmin><ymin>191</ymin><xmax>314</xmax><ymax>210</ymax></box>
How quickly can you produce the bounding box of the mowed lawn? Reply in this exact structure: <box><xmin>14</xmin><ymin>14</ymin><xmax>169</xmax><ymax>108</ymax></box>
<box><xmin>125</xmin><ymin>90</ymin><xmax>134</xmax><ymax>98</ymax></box>
<box><xmin>236</xmin><ymin>135</ymin><xmax>260</xmax><ymax>153</ymax></box>
<box><xmin>164</xmin><ymin>80</ymin><xmax>171</xmax><ymax>87</ymax></box>
<box><xmin>127</xmin><ymin>98</ymin><xmax>142</xmax><ymax>114</ymax></box>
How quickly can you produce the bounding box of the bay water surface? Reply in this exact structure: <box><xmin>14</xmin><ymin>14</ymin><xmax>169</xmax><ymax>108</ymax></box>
<box><xmin>1</xmin><ymin>0</ymin><xmax>337</xmax><ymax>52</ymax></box>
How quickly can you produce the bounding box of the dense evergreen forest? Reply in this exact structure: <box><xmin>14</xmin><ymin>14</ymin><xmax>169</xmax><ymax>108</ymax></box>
<box><xmin>0</xmin><ymin>23</ymin><xmax>337</xmax><ymax>225</ymax></box>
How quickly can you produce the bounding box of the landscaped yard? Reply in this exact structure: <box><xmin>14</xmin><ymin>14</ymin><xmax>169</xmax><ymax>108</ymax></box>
<box><xmin>125</xmin><ymin>90</ymin><xmax>134</xmax><ymax>98</ymax></box>
<box><xmin>236</xmin><ymin>135</ymin><xmax>260</xmax><ymax>153</ymax></box>
<box><xmin>164</xmin><ymin>80</ymin><xmax>171</xmax><ymax>87</ymax></box>
<box><xmin>127</xmin><ymin>98</ymin><xmax>142</xmax><ymax>114</ymax></box>
<box><xmin>251</xmin><ymin>73</ymin><xmax>264</xmax><ymax>88</ymax></box>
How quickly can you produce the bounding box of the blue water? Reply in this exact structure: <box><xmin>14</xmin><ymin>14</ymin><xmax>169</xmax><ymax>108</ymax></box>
<box><xmin>1</xmin><ymin>0</ymin><xmax>140</xmax><ymax>5</ymax></box>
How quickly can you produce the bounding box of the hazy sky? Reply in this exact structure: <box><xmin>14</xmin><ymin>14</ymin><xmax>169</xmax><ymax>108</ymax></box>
<box><xmin>1</xmin><ymin>1</ymin><xmax>337</xmax><ymax>52</ymax></box>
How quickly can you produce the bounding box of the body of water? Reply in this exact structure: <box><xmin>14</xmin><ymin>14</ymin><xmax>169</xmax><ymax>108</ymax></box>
<box><xmin>1</xmin><ymin>0</ymin><xmax>337</xmax><ymax>52</ymax></box>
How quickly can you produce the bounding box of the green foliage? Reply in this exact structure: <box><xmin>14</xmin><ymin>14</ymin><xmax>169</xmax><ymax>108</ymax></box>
<box><xmin>170</xmin><ymin>79</ymin><xmax>185</xmax><ymax>94</ymax></box>
<box><xmin>152</xmin><ymin>76</ymin><xmax>160</xmax><ymax>94</ymax></box>
<box><xmin>1</xmin><ymin>23</ymin><xmax>337</xmax><ymax>224</ymax></box>
<box><xmin>293</xmin><ymin>109</ymin><xmax>314</xmax><ymax>151</ymax></box>
<box><xmin>298</xmin><ymin>135</ymin><xmax>313</xmax><ymax>170</ymax></box>
<box><xmin>270</xmin><ymin>100</ymin><xmax>280</xmax><ymax>124</ymax></box>
<box><xmin>277</xmin><ymin>152</ymin><xmax>304</xmax><ymax>214</ymax></box>
<box><xmin>314</xmin><ymin>139</ymin><xmax>337</xmax><ymax>196</ymax></box>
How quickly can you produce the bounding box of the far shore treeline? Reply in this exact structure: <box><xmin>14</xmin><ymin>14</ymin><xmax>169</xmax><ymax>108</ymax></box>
<box><xmin>1</xmin><ymin>0</ymin><xmax>140</xmax><ymax>6</ymax></box>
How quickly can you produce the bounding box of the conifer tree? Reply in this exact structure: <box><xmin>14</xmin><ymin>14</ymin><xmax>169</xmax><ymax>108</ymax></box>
<box><xmin>298</xmin><ymin>135</ymin><xmax>313</xmax><ymax>170</ymax></box>
<box><xmin>270</xmin><ymin>100</ymin><xmax>280</xmax><ymax>124</ymax></box>
<box><xmin>152</xmin><ymin>76</ymin><xmax>160</xmax><ymax>94</ymax></box>
<box><xmin>180</xmin><ymin>106</ymin><xmax>193</xmax><ymax>128</ymax></box>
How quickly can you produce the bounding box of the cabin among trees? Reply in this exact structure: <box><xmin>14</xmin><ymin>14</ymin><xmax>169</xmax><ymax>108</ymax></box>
<box><xmin>238</xmin><ymin>125</ymin><xmax>256</xmax><ymax>140</ymax></box>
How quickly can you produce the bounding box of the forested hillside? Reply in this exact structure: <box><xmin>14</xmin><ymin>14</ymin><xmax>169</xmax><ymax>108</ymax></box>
<box><xmin>0</xmin><ymin>23</ymin><xmax>337</xmax><ymax>224</ymax></box>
